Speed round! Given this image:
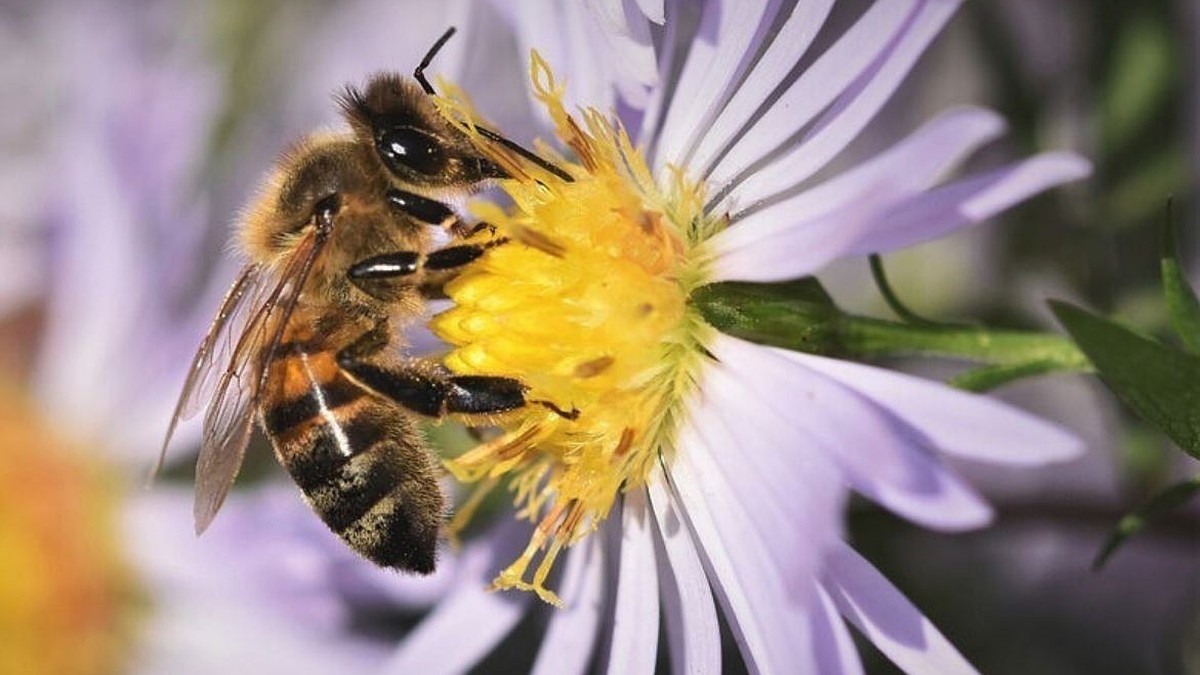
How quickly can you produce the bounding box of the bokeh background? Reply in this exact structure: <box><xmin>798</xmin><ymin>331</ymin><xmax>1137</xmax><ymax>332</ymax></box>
<box><xmin>0</xmin><ymin>1</ymin><xmax>1195</xmax><ymax>673</ymax></box>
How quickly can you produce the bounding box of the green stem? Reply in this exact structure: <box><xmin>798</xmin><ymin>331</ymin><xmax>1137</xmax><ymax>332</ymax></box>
<box><xmin>838</xmin><ymin>314</ymin><xmax>1092</xmax><ymax>372</ymax></box>
<box><xmin>694</xmin><ymin>280</ymin><xmax>1094</xmax><ymax>385</ymax></box>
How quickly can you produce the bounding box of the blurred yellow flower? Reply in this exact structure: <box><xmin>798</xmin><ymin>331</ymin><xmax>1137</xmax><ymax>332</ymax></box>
<box><xmin>0</xmin><ymin>385</ymin><xmax>130</xmax><ymax>675</ymax></box>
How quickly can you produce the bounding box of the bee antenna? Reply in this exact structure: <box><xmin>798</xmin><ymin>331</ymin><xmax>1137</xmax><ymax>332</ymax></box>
<box><xmin>415</xmin><ymin>27</ymin><xmax>457</xmax><ymax>96</ymax></box>
<box><xmin>415</xmin><ymin>26</ymin><xmax>574</xmax><ymax>183</ymax></box>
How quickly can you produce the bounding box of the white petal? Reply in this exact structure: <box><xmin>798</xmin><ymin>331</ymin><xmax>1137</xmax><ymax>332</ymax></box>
<box><xmin>711</xmin><ymin>334</ymin><xmax>992</xmax><ymax>530</ymax></box>
<box><xmin>604</xmin><ymin>489</ymin><xmax>660</xmax><ymax>675</ymax></box>
<box><xmin>661</xmin><ymin>417</ymin><xmax>834</xmax><ymax>674</ymax></box>
<box><xmin>531</xmin><ymin>536</ymin><xmax>607</xmax><ymax>675</ymax></box>
<box><xmin>843</xmin><ymin>153</ymin><xmax>1092</xmax><ymax>255</ymax></box>
<box><xmin>824</xmin><ymin>543</ymin><xmax>980</xmax><ymax>675</ymax></box>
<box><xmin>712</xmin><ymin>106</ymin><xmax>1006</xmax><ymax>256</ymax></box>
<box><xmin>685</xmin><ymin>0</ymin><xmax>836</xmax><ymax>178</ymax></box>
<box><xmin>648</xmin><ymin>472</ymin><xmax>721</xmax><ymax>675</ymax></box>
<box><xmin>712</xmin><ymin>0</ymin><xmax>962</xmax><ymax>211</ymax></box>
<box><xmin>652</xmin><ymin>0</ymin><xmax>771</xmax><ymax>174</ymax></box>
<box><xmin>782</xmin><ymin>351</ymin><xmax>1085</xmax><ymax>465</ymax></box>
<box><xmin>382</xmin><ymin>525</ymin><xmax>529</xmax><ymax>675</ymax></box>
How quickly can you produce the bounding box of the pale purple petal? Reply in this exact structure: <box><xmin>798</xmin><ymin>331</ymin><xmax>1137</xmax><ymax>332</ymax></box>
<box><xmin>382</xmin><ymin>521</ymin><xmax>531</xmax><ymax>675</ymax></box>
<box><xmin>711</xmin><ymin>0</ymin><xmax>962</xmax><ymax>211</ymax></box>
<box><xmin>603</xmin><ymin>489</ymin><xmax>660</xmax><ymax>675</ymax></box>
<box><xmin>815</xmin><ymin>586</ymin><xmax>867</xmax><ymax>675</ymax></box>
<box><xmin>124</xmin><ymin>489</ymin><xmax>391</xmax><ymax>674</ymax></box>
<box><xmin>709</xmin><ymin>150</ymin><xmax>1089</xmax><ymax>283</ymax></box>
<box><xmin>713</xmin><ymin>106</ymin><xmax>1005</xmax><ymax>253</ymax></box>
<box><xmin>505</xmin><ymin>0</ymin><xmax>654</xmax><ymax>125</ymax></box>
<box><xmin>783</xmin><ymin>351</ymin><xmax>1085</xmax><ymax>465</ymax></box>
<box><xmin>663</xmin><ymin>410</ymin><xmax>837</xmax><ymax>673</ymax></box>
<box><xmin>709</xmin><ymin>174</ymin><xmax>911</xmax><ymax>283</ymax></box>
<box><xmin>711</xmin><ymin>334</ymin><xmax>992</xmax><ymax>530</ymax></box>
<box><xmin>586</xmin><ymin>0</ymin><xmax>658</xmax><ymax>108</ymax></box>
<box><xmin>824</xmin><ymin>543</ymin><xmax>980</xmax><ymax>675</ymax></box>
<box><xmin>844</xmin><ymin>153</ymin><xmax>1092</xmax><ymax>255</ymax></box>
<box><xmin>684</xmin><ymin>0</ymin><xmax>836</xmax><ymax>177</ymax></box>
<box><xmin>693</xmin><ymin>364</ymin><xmax>856</xmax><ymax>557</ymax></box>
<box><xmin>530</xmin><ymin>536</ymin><xmax>607</xmax><ymax>675</ymax></box>
<box><xmin>651</xmin><ymin>0</ymin><xmax>771</xmax><ymax>173</ymax></box>
<box><xmin>634</xmin><ymin>0</ymin><xmax>665</xmax><ymax>23</ymax></box>
<box><xmin>648</xmin><ymin>474</ymin><xmax>721</xmax><ymax>675</ymax></box>
<box><xmin>701</xmin><ymin>0</ymin><xmax>927</xmax><ymax>198</ymax></box>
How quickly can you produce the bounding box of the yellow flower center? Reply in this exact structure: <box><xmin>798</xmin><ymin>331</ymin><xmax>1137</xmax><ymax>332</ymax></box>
<box><xmin>0</xmin><ymin>385</ymin><xmax>129</xmax><ymax>674</ymax></box>
<box><xmin>431</xmin><ymin>55</ymin><xmax>723</xmax><ymax>605</ymax></box>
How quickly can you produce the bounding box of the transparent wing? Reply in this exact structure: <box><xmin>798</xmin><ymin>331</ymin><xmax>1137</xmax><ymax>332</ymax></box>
<box><xmin>193</xmin><ymin>232</ymin><xmax>328</xmax><ymax>534</ymax></box>
<box><xmin>154</xmin><ymin>264</ymin><xmax>264</xmax><ymax>480</ymax></box>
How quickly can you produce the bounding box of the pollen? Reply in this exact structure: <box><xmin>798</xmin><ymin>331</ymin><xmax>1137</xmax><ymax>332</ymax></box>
<box><xmin>431</xmin><ymin>54</ymin><xmax>720</xmax><ymax>604</ymax></box>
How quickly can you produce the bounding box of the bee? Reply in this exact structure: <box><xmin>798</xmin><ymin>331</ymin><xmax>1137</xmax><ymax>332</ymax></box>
<box><xmin>159</xmin><ymin>29</ymin><xmax>572</xmax><ymax>573</ymax></box>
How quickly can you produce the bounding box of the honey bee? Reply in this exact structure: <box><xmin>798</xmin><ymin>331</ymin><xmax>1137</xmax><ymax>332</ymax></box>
<box><xmin>159</xmin><ymin>29</ymin><xmax>572</xmax><ymax>573</ymax></box>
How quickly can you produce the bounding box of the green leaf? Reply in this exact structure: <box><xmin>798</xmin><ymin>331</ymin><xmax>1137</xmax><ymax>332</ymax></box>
<box><xmin>1051</xmin><ymin>301</ymin><xmax>1200</xmax><ymax>458</ymax></box>
<box><xmin>1160</xmin><ymin>200</ymin><xmax>1200</xmax><ymax>353</ymax></box>
<box><xmin>1093</xmin><ymin>475</ymin><xmax>1200</xmax><ymax>570</ymax></box>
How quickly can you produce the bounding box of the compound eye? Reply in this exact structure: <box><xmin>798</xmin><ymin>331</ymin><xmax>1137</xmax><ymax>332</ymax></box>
<box><xmin>376</xmin><ymin>125</ymin><xmax>445</xmax><ymax>177</ymax></box>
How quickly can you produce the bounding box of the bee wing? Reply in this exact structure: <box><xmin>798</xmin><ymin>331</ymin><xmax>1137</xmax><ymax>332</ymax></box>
<box><xmin>153</xmin><ymin>264</ymin><xmax>265</xmax><ymax>480</ymax></box>
<box><xmin>193</xmin><ymin>231</ymin><xmax>328</xmax><ymax>534</ymax></box>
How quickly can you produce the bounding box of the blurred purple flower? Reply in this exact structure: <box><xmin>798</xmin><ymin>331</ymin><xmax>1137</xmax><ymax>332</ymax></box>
<box><xmin>123</xmin><ymin>486</ymin><xmax>471</xmax><ymax>674</ymax></box>
<box><xmin>0</xmin><ymin>1</ymin><xmax>521</xmax><ymax>671</ymax></box>
<box><xmin>385</xmin><ymin>1</ymin><xmax>1091</xmax><ymax>673</ymax></box>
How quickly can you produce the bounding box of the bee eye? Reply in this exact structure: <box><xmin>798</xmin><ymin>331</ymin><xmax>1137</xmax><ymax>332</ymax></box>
<box><xmin>376</xmin><ymin>126</ymin><xmax>444</xmax><ymax>177</ymax></box>
<box><xmin>313</xmin><ymin>193</ymin><xmax>341</xmax><ymax>227</ymax></box>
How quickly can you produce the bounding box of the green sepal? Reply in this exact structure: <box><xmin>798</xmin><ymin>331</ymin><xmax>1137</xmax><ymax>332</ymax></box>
<box><xmin>1160</xmin><ymin>201</ymin><xmax>1200</xmax><ymax>353</ymax></box>
<box><xmin>693</xmin><ymin>278</ymin><xmax>844</xmax><ymax>356</ymax></box>
<box><xmin>1093</xmin><ymin>475</ymin><xmax>1200</xmax><ymax>570</ymax></box>
<box><xmin>1051</xmin><ymin>300</ymin><xmax>1200</xmax><ymax>459</ymax></box>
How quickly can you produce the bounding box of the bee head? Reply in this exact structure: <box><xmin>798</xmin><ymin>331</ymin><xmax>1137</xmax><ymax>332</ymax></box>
<box><xmin>339</xmin><ymin>73</ymin><xmax>506</xmax><ymax>189</ymax></box>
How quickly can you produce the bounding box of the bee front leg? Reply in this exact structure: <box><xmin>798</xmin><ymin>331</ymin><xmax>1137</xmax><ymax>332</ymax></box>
<box><xmin>386</xmin><ymin>189</ymin><xmax>495</xmax><ymax>241</ymax></box>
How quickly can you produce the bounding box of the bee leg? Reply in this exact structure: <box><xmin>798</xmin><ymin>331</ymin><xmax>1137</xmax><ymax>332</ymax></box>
<box><xmin>336</xmin><ymin>318</ymin><xmax>393</xmax><ymax>364</ymax></box>
<box><xmin>418</xmin><ymin>238</ymin><xmax>509</xmax><ymax>300</ymax></box>
<box><xmin>347</xmin><ymin>240</ymin><xmax>508</xmax><ymax>301</ymax></box>
<box><xmin>338</xmin><ymin>337</ymin><xmax>577</xmax><ymax>420</ymax></box>
<box><xmin>386</xmin><ymin>188</ymin><xmax>499</xmax><ymax>241</ymax></box>
<box><xmin>338</xmin><ymin>359</ymin><xmax>525</xmax><ymax>417</ymax></box>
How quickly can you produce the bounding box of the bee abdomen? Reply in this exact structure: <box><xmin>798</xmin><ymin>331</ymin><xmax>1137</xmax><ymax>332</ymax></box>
<box><xmin>266</xmin><ymin>392</ymin><xmax>443</xmax><ymax>574</ymax></box>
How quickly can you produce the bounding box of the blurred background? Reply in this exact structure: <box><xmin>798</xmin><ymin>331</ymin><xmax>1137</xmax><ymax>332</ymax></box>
<box><xmin>0</xmin><ymin>1</ymin><xmax>1195</xmax><ymax>673</ymax></box>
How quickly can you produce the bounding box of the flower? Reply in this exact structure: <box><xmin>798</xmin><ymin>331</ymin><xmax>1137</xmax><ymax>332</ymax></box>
<box><xmin>390</xmin><ymin>0</ymin><xmax>1089</xmax><ymax>672</ymax></box>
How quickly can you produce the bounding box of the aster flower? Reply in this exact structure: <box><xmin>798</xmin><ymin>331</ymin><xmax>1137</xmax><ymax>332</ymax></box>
<box><xmin>389</xmin><ymin>1</ymin><xmax>1089</xmax><ymax>672</ymax></box>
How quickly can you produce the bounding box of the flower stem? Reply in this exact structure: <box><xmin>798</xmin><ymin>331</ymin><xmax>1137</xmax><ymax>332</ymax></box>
<box><xmin>694</xmin><ymin>279</ymin><xmax>1093</xmax><ymax>388</ymax></box>
<box><xmin>837</xmin><ymin>314</ymin><xmax>1091</xmax><ymax>372</ymax></box>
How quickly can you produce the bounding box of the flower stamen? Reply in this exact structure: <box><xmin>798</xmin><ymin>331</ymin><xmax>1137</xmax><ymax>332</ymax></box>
<box><xmin>432</xmin><ymin>53</ymin><xmax>720</xmax><ymax>603</ymax></box>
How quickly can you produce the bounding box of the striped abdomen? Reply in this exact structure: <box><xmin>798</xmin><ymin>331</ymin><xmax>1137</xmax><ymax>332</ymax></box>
<box><xmin>260</xmin><ymin>349</ymin><xmax>444</xmax><ymax>573</ymax></box>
